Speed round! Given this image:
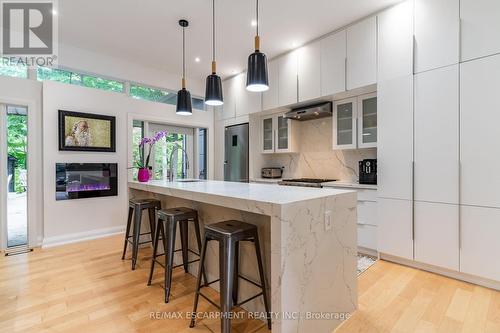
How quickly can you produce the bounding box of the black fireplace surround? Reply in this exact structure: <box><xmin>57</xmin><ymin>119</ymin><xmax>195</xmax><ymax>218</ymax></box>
<box><xmin>56</xmin><ymin>163</ymin><xmax>118</xmax><ymax>200</ymax></box>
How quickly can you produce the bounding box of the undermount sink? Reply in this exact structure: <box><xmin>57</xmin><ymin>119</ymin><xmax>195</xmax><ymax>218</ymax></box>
<box><xmin>175</xmin><ymin>179</ymin><xmax>203</xmax><ymax>183</ymax></box>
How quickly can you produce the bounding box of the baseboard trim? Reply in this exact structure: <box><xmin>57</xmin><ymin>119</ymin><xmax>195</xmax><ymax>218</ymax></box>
<box><xmin>42</xmin><ymin>226</ymin><xmax>125</xmax><ymax>248</ymax></box>
<box><xmin>380</xmin><ymin>253</ymin><xmax>500</xmax><ymax>291</ymax></box>
<box><xmin>358</xmin><ymin>246</ymin><xmax>378</xmax><ymax>257</ymax></box>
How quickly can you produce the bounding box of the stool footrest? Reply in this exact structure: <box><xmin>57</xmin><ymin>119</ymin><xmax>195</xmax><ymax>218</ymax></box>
<box><xmin>127</xmin><ymin>239</ymin><xmax>153</xmax><ymax>246</ymax></box>
<box><xmin>151</xmin><ymin>257</ymin><xmax>201</xmax><ymax>270</ymax></box>
<box><xmin>126</xmin><ymin>232</ymin><xmax>153</xmax><ymax>239</ymax></box>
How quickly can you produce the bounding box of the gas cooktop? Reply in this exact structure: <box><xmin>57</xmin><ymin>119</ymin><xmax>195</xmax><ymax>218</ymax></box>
<box><xmin>278</xmin><ymin>178</ymin><xmax>337</xmax><ymax>188</ymax></box>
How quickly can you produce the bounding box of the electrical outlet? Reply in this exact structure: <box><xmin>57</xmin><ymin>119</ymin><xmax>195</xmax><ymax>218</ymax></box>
<box><xmin>324</xmin><ymin>210</ymin><xmax>332</xmax><ymax>231</ymax></box>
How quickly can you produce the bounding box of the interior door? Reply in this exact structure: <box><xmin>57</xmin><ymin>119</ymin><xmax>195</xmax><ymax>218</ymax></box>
<box><xmin>224</xmin><ymin>123</ymin><xmax>249</xmax><ymax>182</ymax></box>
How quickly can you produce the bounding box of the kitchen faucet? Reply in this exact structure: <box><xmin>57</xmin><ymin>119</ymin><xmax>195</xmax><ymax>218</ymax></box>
<box><xmin>168</xmin><ymin>144</ymin><xmax>190</xmax><ymax>181</ymax></box>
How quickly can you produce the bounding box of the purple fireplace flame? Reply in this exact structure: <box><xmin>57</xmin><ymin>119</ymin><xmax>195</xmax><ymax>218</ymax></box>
<box><xmin>66</xmin><ymin>182</ymin><xmax>111</xmax><ymax>193</ymax></box>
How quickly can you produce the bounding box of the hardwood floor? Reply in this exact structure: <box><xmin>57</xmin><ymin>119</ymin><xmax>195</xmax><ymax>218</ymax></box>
<box><xmin>1</xmin><ymin>235</ymin><xmax>499</xmax><ymax>333</ymax></box>
<box><xmin>336</xmin><ymin>259</ymin><xmax>500</xmax><ymax>333</ymax></box>
<box><xmin>0</xmin><ymin>235</ymin><xmax>269</xmax><ymax>333</ymax></box>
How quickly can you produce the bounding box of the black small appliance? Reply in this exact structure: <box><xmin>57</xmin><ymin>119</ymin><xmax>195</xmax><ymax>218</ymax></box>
<box><xmin>359</xmin><ymin>159</ymin><xmax>377</xmax><ymax>185</ymax></box>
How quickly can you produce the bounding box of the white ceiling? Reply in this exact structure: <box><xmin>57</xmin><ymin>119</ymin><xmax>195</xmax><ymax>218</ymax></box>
<box><xmin>59</xmin><ymin>0</ymin><xmax>401</xmax><ymax>81</ymax></box>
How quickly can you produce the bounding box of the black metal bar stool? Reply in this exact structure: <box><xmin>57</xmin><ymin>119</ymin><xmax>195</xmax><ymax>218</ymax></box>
<box><xmin>190</xmin><ymin>220</ymin><xmax>271</xmax><ymax>333</ymax></box>
<box><xmin>121</xmin><ymin>198</ymin><xmax>161</xmax><ymax>270</ymax></box>
<box><xmin>147</xmin><ymin>207</ymin><xmax>207</xmax><ymax>303</ymax></box>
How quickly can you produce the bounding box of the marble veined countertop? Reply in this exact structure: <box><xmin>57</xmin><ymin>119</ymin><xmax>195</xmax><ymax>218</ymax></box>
<box><xmin>129</xmin><ymin>179</ymin><xmax>354</xmax><ymax>206</ymax></box>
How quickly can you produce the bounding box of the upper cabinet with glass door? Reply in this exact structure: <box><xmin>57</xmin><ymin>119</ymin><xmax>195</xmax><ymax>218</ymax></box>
<box><xmin>261</xmin><ymin>112</ymin><xmax>299</xmax><ymax>154</ymax></box>
<box><xmin>358</xmin><ymin>93</ymin><xmax>377</xmax><ymax>148</ymax></box>
<box><xmin>333</xmin><ymin>97</ymin><xmax>357</xmax><ymax>149</ymax></box>
<box><xmin>333</xmin><ymin>94</ymin><xmax>377</xmax><ymax>150</ymax></box>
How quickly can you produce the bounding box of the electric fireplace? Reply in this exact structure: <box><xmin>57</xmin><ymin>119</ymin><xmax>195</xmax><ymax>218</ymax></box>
<box><xmin>56</xmin><ymin>163</ymin><xmax>118</xmax><ymax>200</ymax></box>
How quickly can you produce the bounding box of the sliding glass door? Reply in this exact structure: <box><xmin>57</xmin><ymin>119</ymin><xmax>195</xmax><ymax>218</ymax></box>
<box><xmin>1</xmin><ymin>104</ymin><xmax>29</xmax><ymax>250</ymax></box>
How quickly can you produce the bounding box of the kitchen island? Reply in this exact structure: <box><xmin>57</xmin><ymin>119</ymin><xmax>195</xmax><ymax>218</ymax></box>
<box><xmin>128</xmin><ymin>180</ymin><xmax>358</xmax><ymax>333</ymax></box>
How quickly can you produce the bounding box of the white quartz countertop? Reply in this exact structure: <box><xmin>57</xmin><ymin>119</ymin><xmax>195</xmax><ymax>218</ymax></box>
<box><xmin>129</xmin><ymin>179</ymin><xmax>354</xmax><ymax>206</ymax></box>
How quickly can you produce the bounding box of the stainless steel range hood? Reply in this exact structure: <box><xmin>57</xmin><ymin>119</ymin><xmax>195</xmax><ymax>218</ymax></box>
<box><xmin>284</xmin><ymin>102</ymin><xmax>332</xmax><ymax>121</ymax></box>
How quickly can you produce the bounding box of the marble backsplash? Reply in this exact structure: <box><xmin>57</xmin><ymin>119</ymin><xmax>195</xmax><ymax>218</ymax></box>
<box><xmin>261</xmin><ymin>117</ymin><xmax>377</xmax><ymax>182</ymax></box>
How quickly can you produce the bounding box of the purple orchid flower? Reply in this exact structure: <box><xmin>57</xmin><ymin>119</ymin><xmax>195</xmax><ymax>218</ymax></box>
<box><xmin>139</xmin><ymin>137</ymin><xmax>152</xmax><ymax>147</ymax></box>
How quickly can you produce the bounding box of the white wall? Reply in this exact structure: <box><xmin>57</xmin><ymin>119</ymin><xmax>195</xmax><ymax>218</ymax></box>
<box><xmin>42</xmin><ymin>80</ymin><xmax>213</xmax><ymax>247</ymax></box>
<box><xmin>0</xmin><ymin>76</ymin><xmax>43</xmax><ymax>248</ymax></box>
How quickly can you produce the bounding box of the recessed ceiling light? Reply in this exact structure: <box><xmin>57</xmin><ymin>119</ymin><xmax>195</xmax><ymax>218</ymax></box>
<box><xmin>291</xmin><ymin>41</ymin><xmax>298</xmax><ymax>48</ymax></box>
<box><xmin>52</xmin><ymin>9</ymin><xmax>58</xmax><ymax>15</ymax></box>
<box><xmin>195</xmin><ymin>57</ymin><xmax>200</xmax><ymax>62</ymax></box>
<box><xmin>251</xmin><ymin>20</ymin><xmax>257</xmax><ymax>27</ymax></box>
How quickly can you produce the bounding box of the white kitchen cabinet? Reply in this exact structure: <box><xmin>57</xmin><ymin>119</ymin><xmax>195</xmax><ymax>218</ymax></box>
<box><xmin>278</xmin><ymin>50</ymin><xmax>298</xmax><ymax>106</ymax></box>
<box><xmin>461</xmin><ymin>205</ymin><xmax>500</xmax><ymax>282</ymax></box>
<box><xmin>377</xmin><ymin>0</ymin><xmax>413</xmax><ymax>82</ymax></box>
<box><xmin>219</xmin><ymin>76</ymin><xmax>237</xmax><ymax>120</ymax></box>
<box><xmin>321</xmin><ymin>30</ymin><xmax>346</xmax><ymax>96</ymax></box>
<box><xmin>358</xmin><ymin>224</ymin><xmax>377</xmax><ymax>252</ymax></box>
<box><xmin>357</xmin><ymin>200</ymin><xmax>377</xmax><ymax>226</ymax></box>
<box><xmin>377</xmin><ymin>198</ymin><xmax>413</xmax><ymax>260</ymax></box>
<box><xmin>414</xmin><ymin>0</ymin><xmax>459</xmax><ymax>73</ymax></box>
<box><xmin>460</xmin><ymin>55</ymin><xmax>500</xmax><ymax>208</ymax></box>
<box><xmin>377</xmin><ymin>75</ymin><xmax>413</xmax><ymax>201</ymax></box>
<box><xmin>461</xmin><ymin>0</ymin><xmax>500</xmax><ymax>62</ymax></box>
<box><xmin>414</xmin><ymin>202</ymin><xmax>459</xmax><ymax>271</ymax></box>
<box><xmin>333</xmin><ymin>97</ymin><xmax>357</xmax><ymax>150</ymax></box>
<box><xmin>414</xmin><ymin>65</ymin><xmax>459</xmax><ymax>204</ymax></box>
<box><xmin>262</xmin><ymin>59</ymin><xmax>279</xmax><ymax>110</ymax></box>
<box><xmin>260</xmin><ymin>113</ymin><xmax>298</xmax><ymax>154</ymax></box>
<box><xmin>261</xmin><ymin>115</ymin><xmax>274</xmax><ymax>153</ymax></box>
<box><xmin>357</xmin><ymin>93</ymin><xmax>377</xmax><ymax>148</ymax></box>
<box><xmin>346</xmin><ymin>16</ymin><xmax>377</xmax><ymax>90</ymax></box>
<box><xmin>235</xmin><ymin>72</ymin><xmax>261</xmax><ymax>117</ymax></box>
<box><xmin>298</xmin><ymin>41</ymin><xmax>321</xmax><ymax>102</ymax></box>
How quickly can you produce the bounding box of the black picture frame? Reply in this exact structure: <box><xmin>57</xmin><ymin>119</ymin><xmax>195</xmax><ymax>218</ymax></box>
<box><xmin>58</xmin><ymin>110</ymin><xmax>116</xmax><ymax>152</ymax></box>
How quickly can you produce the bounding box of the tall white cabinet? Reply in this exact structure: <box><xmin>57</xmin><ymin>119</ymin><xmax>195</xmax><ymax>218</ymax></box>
<box><xmin>414</xmin><ymin>0</ymin><xmax>459</xmax><ymax>73</ymax></box>
<box><xmin>460</xmin><ymin>0</ymin><xmax>500</xmax><ymax>62</ymax></box>
<box><xmin>460</xmin><ymin>54</ymin><xmax>500</xmax><ymax>209</ymax></box>
<box><xmin>377</xmin><ymin>1</ymin><xmax>414</xmax><ymax>260</ymax></box>
<box><xmin>414</xmin><ymin>65</ymin><xmax>459</xmax><ymax>204</ymax></box>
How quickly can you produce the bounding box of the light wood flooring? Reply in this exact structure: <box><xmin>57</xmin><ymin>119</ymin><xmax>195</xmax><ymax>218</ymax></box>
<box><xmin>335</xmin><ymin>259</ymin><xmax>500</xmax><ymax>333</ymax></box>
<box><xmin>1</xmin><ymin>235</ymin><xmax>499</xmax><ymax>333</ymax></box>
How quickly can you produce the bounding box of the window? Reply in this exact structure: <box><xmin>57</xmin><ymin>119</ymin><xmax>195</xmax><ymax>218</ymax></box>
<box><xmin>0</xmin><ymin>59</ymin><xmax>28</xmax><ymax>78</ymax></box>
<box><xmin>131</xmin><ymin>120</ymin><xmax>144</xmax><ymax>180</ymax></box>
<box><xmin>198</xmin><ymin>129</ymin><xmax>207</xmax><ymax>179</ymax></box>
<box><xmin>130</xmin><ymin>85</ymin><xmax>174</xmax><ymax>104</ymax></box>
<box><xmin>37</xmin><ymin>67</ymin><xmax>124</xmax><ymax>93</ymax></box>
<box><xmin>130</xmin><ymin>84</ymin><xmax>205</xmax><ymax>110</ymax></box>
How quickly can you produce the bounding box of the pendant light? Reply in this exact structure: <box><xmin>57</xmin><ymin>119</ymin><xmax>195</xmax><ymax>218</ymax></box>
<box><xmin>204</xmin><ymin>0</ymin><xmax>223</xmax><ymax>106</ymax></box>
<box><xmin>246</xmin><ymin>0</ymin><xmax>269</xmax><ymax>92</ymax></box>
<box><xmin>176</xmin><ymin>19</ymin><xmax>193</xmax><ymax>116</ymax></box>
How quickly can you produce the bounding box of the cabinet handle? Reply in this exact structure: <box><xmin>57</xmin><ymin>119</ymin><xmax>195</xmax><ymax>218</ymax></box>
<box><xmin>411</xmin><ymin>161</ymin><xmax>415</xmax><ymax>242</ymax></box>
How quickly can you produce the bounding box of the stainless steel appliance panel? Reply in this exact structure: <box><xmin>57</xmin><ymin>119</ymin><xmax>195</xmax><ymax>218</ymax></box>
<box><xmin>224</xmin><ymin>123</ymin><xmax>249</xmax><ymax>182</ymax></box>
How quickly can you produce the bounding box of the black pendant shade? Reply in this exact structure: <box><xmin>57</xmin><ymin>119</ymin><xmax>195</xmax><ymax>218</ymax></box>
<box><xmin>246</xmin><ymin>0</ymin><xmax>269</xmax><ymax>92</ymax></box>
<box><xmin>204</xmin><ymin>0</ymin><xmax>224</xmax><ymax>106</ymax></box>
<box><xmin>176</xmin><ymin>88</ymin><xmax>192</xmax><ymax>116</ymax></box>
<box><xmin>246</xmin><ymin>50</ymin><xmax>269</xmax><ymax>92</ymax></box>
<box><xmin>205</xmin><ymin>73</ymin><xmax>223</xmax><ymax>106</ymax></box>
<box><xmin>176</xmin><ymin>19</ymin><xmax>193</xmax><ymax>116</ymax></box>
